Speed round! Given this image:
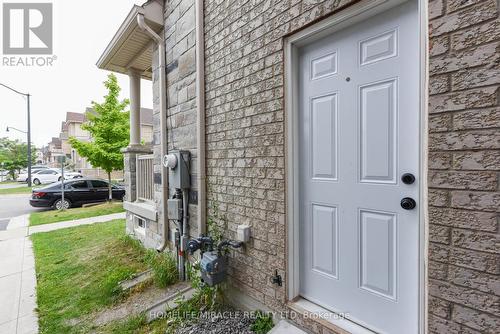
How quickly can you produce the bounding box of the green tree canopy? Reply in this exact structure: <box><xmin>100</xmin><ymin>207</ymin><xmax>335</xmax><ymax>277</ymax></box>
<box><xmin>0</xmin><ymin>137</ymin><xmax>37</xmax><ymax>179</ymax></box>
<box><xmin>69</xmin><ymin>73</ymin><xmax>129</xmax><ymax>199</ymax></box>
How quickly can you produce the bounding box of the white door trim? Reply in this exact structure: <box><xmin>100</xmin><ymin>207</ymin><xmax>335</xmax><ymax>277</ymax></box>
<box><xmin>284</xmin><ymin>0</ymin><xmax>428</xmax><ymax>333</ymax></box>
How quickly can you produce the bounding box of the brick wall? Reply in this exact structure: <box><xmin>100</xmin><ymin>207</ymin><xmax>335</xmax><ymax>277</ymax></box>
<box><xmin>427</xmin><ymin>0</ymin><xmax>500</xmax><ymax>332</ymax></box>
<box><xmin>203</xmin><ymin>0</ymin><xmax>359</xmax><ymax>317</ymax></box>
<box><xmin>202</xmin><ymin>0</ymin><xmax>499</xmax><ymax>332</ymax></box>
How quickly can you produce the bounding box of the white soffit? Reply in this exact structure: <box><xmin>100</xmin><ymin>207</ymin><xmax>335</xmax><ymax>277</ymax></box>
<box><xmin>96</xmin><ymin>0</ymin><xmax>163</xmax><ymax>80</ymax></box>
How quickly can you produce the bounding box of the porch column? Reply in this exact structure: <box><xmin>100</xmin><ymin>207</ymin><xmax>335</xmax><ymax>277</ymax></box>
<box><xmin>128</xmin><ymin>68</ymin><xmax>141</xmax><ymax>146</ymax></box>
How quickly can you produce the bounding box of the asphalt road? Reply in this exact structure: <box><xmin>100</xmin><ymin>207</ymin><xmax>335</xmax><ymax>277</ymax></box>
<box><xmin>0</xmin><ymin>194</ymin><xmax>49</xmax><ymax>230</ymax></box>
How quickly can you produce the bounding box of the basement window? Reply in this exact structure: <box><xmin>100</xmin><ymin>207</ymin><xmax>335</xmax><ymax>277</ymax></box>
<box><xmin>134</xmin><ymin>216</ymin><xmax>146</xmax><ymax>235</ymax></box>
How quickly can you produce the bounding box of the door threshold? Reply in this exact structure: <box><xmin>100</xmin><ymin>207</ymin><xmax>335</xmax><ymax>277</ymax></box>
<box><xmin>287</xmin><ymin>298</ymin><xmax>376</xmax><ymax>334</ymax></box>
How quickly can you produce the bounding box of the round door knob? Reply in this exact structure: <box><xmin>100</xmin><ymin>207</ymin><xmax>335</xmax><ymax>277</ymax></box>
<box><xmin>401</xmin><ymin>173</ymin><xmax>415</xmax><ymax>184</ymax></box>
<box><xmin>401</xmin><ymin>197</ymin><xmax>416</xmax><ymax>210</ymax></box>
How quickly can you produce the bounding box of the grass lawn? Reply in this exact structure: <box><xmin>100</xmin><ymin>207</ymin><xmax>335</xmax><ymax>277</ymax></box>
<box><xmin>0</xmin><ymin>185</ymin><xmax>34</xmax><ymax>195</ymax></box>
<box><xmin>32</xmin><ymin>219</ymin><xmax>149</xmax><ymax>333</ymax></box>
<box><xmin>30</xmin><ymin>202</ymin><xmax>125</xmax><ymax>226</ymax></box>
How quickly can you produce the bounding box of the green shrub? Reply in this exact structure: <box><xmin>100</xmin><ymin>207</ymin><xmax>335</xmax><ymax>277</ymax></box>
<box><xmin>145</xmin><ymin>250</ymin><xmax>178</xmax><ymax>288</ymax></box>
<box><xmin>250</xmin><ymin>310</ymin><xmax>274</xmax><ymax>334</ymax></box>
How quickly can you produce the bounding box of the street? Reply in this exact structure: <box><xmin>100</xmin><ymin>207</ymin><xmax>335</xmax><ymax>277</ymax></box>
<box><xmin>0</xmin><ymin>194</ymin><xmax>48</xmax><ymax>230</ymax></box>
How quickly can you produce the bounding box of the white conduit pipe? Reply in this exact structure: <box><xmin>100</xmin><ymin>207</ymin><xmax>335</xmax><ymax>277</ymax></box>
<box><xmin>195</xmin><ymin>0</ymin><xmax>207</xmax><ymax>236</ymax></box>
<box><xmin>137</xmin><ymin>13</ymin><xmax>170</xmax><ymax>253</ymax></box>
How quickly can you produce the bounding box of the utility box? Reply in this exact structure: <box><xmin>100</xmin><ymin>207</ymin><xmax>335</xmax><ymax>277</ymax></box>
<box><xmin>164</xmin><ymin>150</ymin><xmax>190</xmax><ymax>189</ymax></box>
<box><xmin>236</xmin><ymin>225</ymin><xmax>251</xmax><ymax>242</ymax></box>
<box><xmin>167</xmin><ymin>198</ymin><xmax>182</xmax><ymax>221</ymax></box>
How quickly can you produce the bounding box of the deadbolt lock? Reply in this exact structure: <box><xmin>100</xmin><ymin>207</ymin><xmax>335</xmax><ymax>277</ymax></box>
<box><xmin>401</xmin><ymin>173</ymin><xmax>416</xmax><ymax>185</ymax></box>
<box><xmin>401</xmin><ymin>197</ymin><xmax>416</xmax><ymax>210</ymax></box>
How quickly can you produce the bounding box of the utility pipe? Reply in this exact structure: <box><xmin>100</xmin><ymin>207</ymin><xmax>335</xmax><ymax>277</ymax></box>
<box><xmin>137</xmin><ymin>13</ymin><xmax>169</xmax><ymax>252</ymax></box>
<box><xmin>195</xmin><ymin>0</ymin><xmax>206</xmax><ymax>236</ymax></box>
<box><xmin>181</xmin><ymin>188</ymin><xmax>189</xmax><ymax>280</ymax></box>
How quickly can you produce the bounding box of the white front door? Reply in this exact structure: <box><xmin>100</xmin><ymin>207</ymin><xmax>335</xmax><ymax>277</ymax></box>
<box><xmin>298</xmin><ymin>2</ymin><xmax>420</xmax><ymax>333</ymax></box>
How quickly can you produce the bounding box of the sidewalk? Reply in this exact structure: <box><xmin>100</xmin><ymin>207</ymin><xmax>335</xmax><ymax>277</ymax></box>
<box><xmin>0</xmin><ymin>212</ymin><xmax>126</xmax><ymax>334</ymax></box>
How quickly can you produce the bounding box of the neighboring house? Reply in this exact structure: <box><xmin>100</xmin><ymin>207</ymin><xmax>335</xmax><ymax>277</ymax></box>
<box><xmin>54</xmin><ymin>109</ymin><xmax>153</xmax><ymax>176</ymax></box>
<box><xmin>98</xmin><ymin>0</ymin><xmax>500</xmax><ymax>333</ymax></box>
<box><xmin>34</xmin><ymin>149</ymin><xmax>43</xmax><ymax>164</ymax></box>
<box><xmin>40</xmin><ymin>145</ymin><xmax>50</xmax><ymax>165</ymax></box>
<box><xmin>59</xmin><ymin>112</ymin><xmax>91</xmax><ymax>170</ymax></box>
<box><xmin>46</xmin><ymin>137</ymin><xmax>63</xmax><ymax>167</ymax></box>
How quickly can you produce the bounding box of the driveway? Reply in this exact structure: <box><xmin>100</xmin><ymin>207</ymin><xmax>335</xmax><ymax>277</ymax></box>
<box><xmin>0</xmin><ymin>194</ymin><xmax>48</xmax><ymax>231</ymax></box>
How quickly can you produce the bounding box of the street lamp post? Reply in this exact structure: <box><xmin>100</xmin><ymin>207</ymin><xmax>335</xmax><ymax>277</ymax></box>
<box><xmin>6</xmin><ymin>126</ymin><xmax>27</xmax><ymax>134</ymax></box>
<box><xmin>1</xmin><ymin>83</ymin><xmax>32</xmax><ymax>187</ymax></box>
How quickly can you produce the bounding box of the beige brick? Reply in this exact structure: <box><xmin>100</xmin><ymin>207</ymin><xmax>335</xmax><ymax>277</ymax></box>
<box><xmin>430</xmin><ymin>35</ymin><xmax>450</xmax><ymax>57</ymax></box>
<box><xmin>429</xmin><ymin>279</ymin><xmax>500</xmax><ymax>314</ymax></box>
<box><xmin>430</xmin><ymin>225</ymin><xmax>451</xmax><ymax>244</ymax></box>
<box><xmin>449</xmin><ymin>265</ymin><xmax>500</xmax><ymax>295</ymax></box>
<box><xmin>451</xmin><ymin>19</ymin><xmax>500</xmax><ymax>50</ymax></box>
<box><xmin>429</xmin><ymin>113</ymin><xmax>452</xmax><ymax>132</ymax></box>
<box><xmin>453</xmin><ymin>304</ymin><xmax>500</xmax><ymax>332</ymax></box>
<box><xmin>428</xmin><ymin>314</ymin><xmax>479</xmax><ymax>334</ymax></box>
<box><xmin>447</xmin><ymin>0</ymin><xmax>486</xmax><ymax>13</ymax></box>
<box><xmin>429</xmin><ymin>152</ymin><xmax>452</xmax><ymax>170</ymax></box>
<box><xmin>428</xmin><ymin>260</ymin><xmax>448</xmax><ymax>280</ymax></box>
<box><xmin>431</xmin><ymin>42</ymin><xmax>500</xmax><ymax>75</ymax></box>
<box><xmin>429</xmin><ymin>189</ymin><xmax>449</xmax><ymax>207</ymax></box>
<box><xmin>453</xmin><ymin>107</ymin><xmax>500</xmax><ymax>130</ymax></box>
<box><xmin>452</xmin><ymin>229</ymin><xmax>500</xmax><ymax>253</ymax></box>
<box><xmin>429</xmin><ymin>295</ymin><xmax>452</xmax><ymax>318</ymax></box>
<box><xmin>429</xmin><ymin>86</ymin><xmax>498</xmax><ymax>113</ymax></box>
<box><xmin>429</xmin><ymin>0</ymin><xmax>498</xmax><ymax>37</ymax></box>
<box><xmin>429</xmin><ymin>243</ymin><xmax>450</xmax><ymax>263</ymax></box>
<box><xmin>452</xmin><ymin>67</ymin><xmax>500</xmax><ymax>90</ymax></box>
<box><xmin>430</xmin><ymin>74</ymin><xmax>450</xmax><ymax>95</ymax></box>
<box><xmin>449</xmin><ymin>247</ymin><xmax>500</xmax><ymax>274</ymax></box>
<box><xmin>451</xmin><ymin>190</ymin><xmax>500</xmax><ymax>212</ymax></box>
<box><xmin>428</xmin><ymin>171</ymin><xmax>498</xmax><ymax>190</ymax></box>
<box><xmin>429</xmin><ymin>130</ymin><xmax>500</xmax><ymax>151</ymax></box>
<box><xmin>429</xmin><ymin>0</ymin><xmax>444</xmax><ymax>19</ymax></box>
<box><xmin>453</xmin><ymin>151</ymin><xmax>500</xmax><ymax>171</ymax></box>
<box><xmin>428</xmin><ymin>207</ymin><xmax>498</xmax><ymax>232</ymax></box>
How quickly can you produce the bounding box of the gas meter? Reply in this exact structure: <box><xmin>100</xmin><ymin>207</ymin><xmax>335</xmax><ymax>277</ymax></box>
<box><xmin>187</xmin><ymin>236</ymin><xmax>243</xmax><ymax>286</ymax></box>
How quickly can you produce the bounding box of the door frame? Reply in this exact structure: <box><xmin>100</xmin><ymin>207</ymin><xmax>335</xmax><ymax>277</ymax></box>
<box><xmin>284</xmin><ymin>0</ymin><xmax>429</xmax><ymax>332</ymax></box>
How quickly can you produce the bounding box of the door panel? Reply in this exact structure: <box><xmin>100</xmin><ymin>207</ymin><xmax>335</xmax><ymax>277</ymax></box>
<box><xmin>311</xmin><ymin>94</ymin><xmax>338</xmax><ymax>180</ymax></box>
<box><xmin>311</xmin><ymin>203</ymin><xmax>338</xmax><ymax>278</ymax></box>
<box><xmin>298</xmin><ymin>2</ymin><xmax>419</xmax><ymax>333</ymax></box>
<box><xmin>359</xmin><ymin>79</ymin><xmax>397</xmax><ymax>183</ymax></box>
<box><xmin>359</xmin><ymin>209</ymin><xmax>397</xmax><ymax>300</ymax></box>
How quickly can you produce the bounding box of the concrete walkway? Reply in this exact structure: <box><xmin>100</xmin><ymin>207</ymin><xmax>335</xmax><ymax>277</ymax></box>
<box><xmin>0</xmin><ymin>212</ymin><xmax>126</xmax><ymax>334</ymax></box>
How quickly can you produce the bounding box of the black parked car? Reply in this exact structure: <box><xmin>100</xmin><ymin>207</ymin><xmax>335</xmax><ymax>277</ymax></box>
<box><xmin>29</xmin><ymin>178</ymin><xmax>125</xmax><ymax>210</ymax></box>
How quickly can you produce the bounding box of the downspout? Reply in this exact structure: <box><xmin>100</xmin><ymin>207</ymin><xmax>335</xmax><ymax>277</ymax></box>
<box><xmin>195</xmin><ymin>0</ymin><xmax>206</xmax><ymax>236</ymax></box>
<box><xmin>137</xmin><ymin>13</ymin><xmax>169</xmax><ymax>252</ymax></box>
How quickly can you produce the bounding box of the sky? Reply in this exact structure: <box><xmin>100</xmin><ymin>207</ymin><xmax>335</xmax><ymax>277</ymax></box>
<box><xmin>0</xmin><ymin>0</ymin><xmax>152</xmax><ymax>147</ymax></box>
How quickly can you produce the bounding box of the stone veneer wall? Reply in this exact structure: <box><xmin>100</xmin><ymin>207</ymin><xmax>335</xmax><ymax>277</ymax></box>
<box><xmin>427</xmin><ymin>0</ymin><xmax>499</xmax><ymax>332</ymax></box>
<box><xmin>149</xmin><ymin>0</ymin><xmax>199</xmax><ymax>249</ymax></box>
<box><xmin>202</xmin><ymin>0</ymin><xmax>500</xmax><ymax>332</ymax></box>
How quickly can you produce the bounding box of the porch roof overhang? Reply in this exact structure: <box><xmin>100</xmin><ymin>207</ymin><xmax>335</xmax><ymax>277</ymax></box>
<box><xmin>96</xmin><ymin>0</ymin><xmax>163</xmax><ymax>80</ymax></box>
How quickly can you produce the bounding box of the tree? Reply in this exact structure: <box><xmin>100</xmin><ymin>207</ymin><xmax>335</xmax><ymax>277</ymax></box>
<box><xmin>69</xmin><ymin>74</ymin><xmax>129</xmax><ymax>200</ymax></box>
<box><xmin>0</xmin><ymin>137</ymin><xmax>37</xmax><ymax>179</ymax></box>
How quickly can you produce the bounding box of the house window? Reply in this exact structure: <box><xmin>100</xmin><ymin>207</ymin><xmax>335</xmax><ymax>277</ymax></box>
<box><xmin>134</xmin><ymin>216</ymin><xmax>146</xmax><ymax>235</ymax></box>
